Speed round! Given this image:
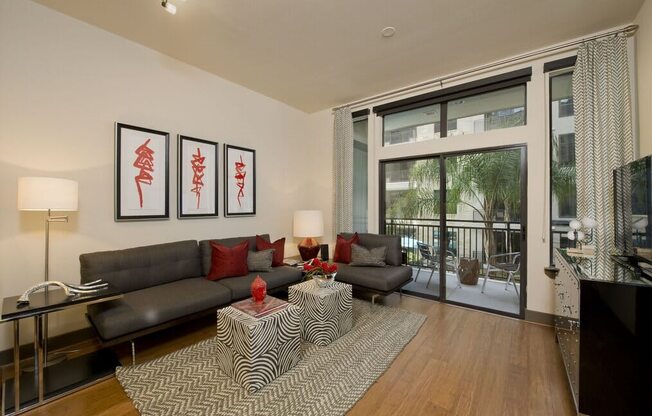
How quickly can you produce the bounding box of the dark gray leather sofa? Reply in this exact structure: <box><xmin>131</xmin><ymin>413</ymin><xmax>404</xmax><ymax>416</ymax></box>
<box><xmin>80</xmin><ymin>235</ymin><xmax>302</xmax><ymax>345</ymax></box>
<box><xmin>334</xmin><ymin>233</ymin><xmax>413</xmax><ymax>299</ymax></box>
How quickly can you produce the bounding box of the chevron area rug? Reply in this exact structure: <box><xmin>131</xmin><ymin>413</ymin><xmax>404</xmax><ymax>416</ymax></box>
<box><xmin>116</xmin><ymin>299</ymin><xmax>425</xmax><ymax>416</ymax></box>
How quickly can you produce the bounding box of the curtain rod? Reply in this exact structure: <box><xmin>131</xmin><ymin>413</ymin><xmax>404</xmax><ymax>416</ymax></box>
<box><xmin>332</xmin><ymin>24</ymin><xmax>638</xmax><ymax>112</ymax></box>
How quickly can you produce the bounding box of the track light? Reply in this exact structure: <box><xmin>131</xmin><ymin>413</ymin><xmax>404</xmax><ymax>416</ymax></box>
<box><xmin>162</xmin><ymin>0</ymin><xmax>176</xmax><ymax>15</ymax></box>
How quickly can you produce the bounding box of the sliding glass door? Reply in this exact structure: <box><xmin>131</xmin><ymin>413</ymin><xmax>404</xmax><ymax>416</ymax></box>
<box><xmin>383</xmin><ymin>156</ymin><xmax>442</xmax><ymax>299</ymax></box>
<box><xmin>381</xmin><ymin>147</ymin><xmax>527</xmax><ymax>317</ymax></box>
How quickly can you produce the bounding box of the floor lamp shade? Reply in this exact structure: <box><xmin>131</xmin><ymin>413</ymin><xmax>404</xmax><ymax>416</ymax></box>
<box><xmin>294</xmin><ymin>210</ymin><xmax>324</xmax><ymax>261</ymax></box>
<box><xmin>17</xmin><ymin>177</ymin><xmax>79</xmax><ymax>211</ymax></box>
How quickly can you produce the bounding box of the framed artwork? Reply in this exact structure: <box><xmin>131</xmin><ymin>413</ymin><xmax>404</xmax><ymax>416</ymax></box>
<box><xmin>224</xmin><ymin>144</ymin><xmax>256</xmax><ymax>217</ymax></box>
<box><xmin>115</xmin><ymin>122</ymin><xmax>169</xmax><ymax>221</ymax></box>
<box><xmin>178</xmin><ymin>135</ymin><xmax>218</xmax><ymax>218</ymax></box>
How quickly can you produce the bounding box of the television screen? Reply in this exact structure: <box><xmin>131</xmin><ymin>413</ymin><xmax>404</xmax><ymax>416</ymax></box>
<box><xmin>614</xmin><ymin>156</ymin><xmax>652</xmax><ymax>261</ymax></box>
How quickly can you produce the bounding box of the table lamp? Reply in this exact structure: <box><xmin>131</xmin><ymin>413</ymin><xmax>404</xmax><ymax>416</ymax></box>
<box><xmin>293</xmin><ymin>210</ymin><xmax>323</xmax><ymax>261</ymax></box>
<box><xmin>17</xmin><ymin>176</ymin><xmax>79</xmax><ymax>364</ymax></box>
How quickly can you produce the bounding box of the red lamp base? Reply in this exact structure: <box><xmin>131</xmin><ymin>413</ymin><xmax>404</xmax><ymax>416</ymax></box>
<box><xmin>298</xmin><ymin>237</ymin><xmax>320</xmax><ymax>261</ymax></box>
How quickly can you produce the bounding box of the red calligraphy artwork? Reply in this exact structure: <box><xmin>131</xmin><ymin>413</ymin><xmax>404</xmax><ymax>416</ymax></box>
<box><xmin>190</xmin><ymin>147</ymin><xmax>206</xmax><ymax>209</ymax></box>
<box><xmin>133</xmin><ymin>139</ymin><xmax>155</xmax><ymax>208</ymax></box>
<box><xmin>234</xmin><ymin>155</ymin><xmax>246</xmax><ymax>207</ymax></box>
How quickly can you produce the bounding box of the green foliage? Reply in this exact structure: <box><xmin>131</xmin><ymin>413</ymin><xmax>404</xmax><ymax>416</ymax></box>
<box><xmin>387</xmin><ymin>149</ymin><xmax>522</xmax><ymax>257</ymax></box>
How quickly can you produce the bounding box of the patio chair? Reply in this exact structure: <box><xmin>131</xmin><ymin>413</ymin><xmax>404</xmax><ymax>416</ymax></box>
<box><xmin>415</xmin><ymin>243</ymin><xmax>460</xmax><ymax>289</ymax></box>
<box><xmin>481</xmin><ymin>252</ymin><xmax>520</xmax><ymax>297</ymax></box>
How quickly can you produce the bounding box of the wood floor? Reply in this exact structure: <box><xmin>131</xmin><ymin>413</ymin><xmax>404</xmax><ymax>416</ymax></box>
<box><xmin>20</xmin><ymin>294</ymin><xmax>575</xmax><ymax>416</ymax></box>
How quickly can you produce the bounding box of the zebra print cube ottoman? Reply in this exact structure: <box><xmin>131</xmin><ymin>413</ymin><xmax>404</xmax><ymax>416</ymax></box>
<box><xmin>289</xmin><ymin>280</ymin><xmax>353</xmax><ymax>346</ymax></box>
<box><xmin>215</xmin><ymin>304</ymin><xmax>301</xmax><ymax>392</ymax></box>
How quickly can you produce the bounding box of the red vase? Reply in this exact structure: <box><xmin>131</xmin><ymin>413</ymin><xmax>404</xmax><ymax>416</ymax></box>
<box><xmin>251</xmin><ymin>275</ymin><xmax>267</xmax><ymax>303</ymax></box>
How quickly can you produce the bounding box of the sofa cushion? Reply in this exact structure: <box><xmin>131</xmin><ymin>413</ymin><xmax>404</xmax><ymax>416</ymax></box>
<box><xmin>79</xmin><ymin>240</ymin><xmax>201</xmax><ymax>293</ymax></box>
<box><xmin>207</xmin><ymin>240</ymin><xmax>249</xmax><ymax>280</ymax></box>
<box><xmin>199</xmin><ymin>234</ymin><xmax>269</xmax><ymax>276</ymax></box>
<box><xmin>218</xmin><ymin>267</ymin><xmax>302</xmax><ymax>300</ymax></box>
<box><xmin>340</xmin><ymin>233</ymin><xmax>403</xmax><ymax>266</ymax></box>
<box><xmin>86</xmin><ymin>278</ymin><xmax>231</xmax><ymax>340</ymax></box>
<box><xmin>256</xmin><ymin>235</ymin><xmax>285</xmax><ymax>267</ymax></box>
<box><xmin>334</xmin><ymin>233</ymin><xmax>359</xmax><ymax>264</ymax></box>
<box><xmin>247</xmin><ymin>249</ymin><xmax>274</xmax><ymax>272</ymax></box>
<box><xmin>335</xmin><ymin>263</ymin><xmax>412</xmax><ymax>293</ymax></box>
<box><xmin>350</xmin><ymin>244</ymin><xmax>387</xmax><ymax>267</ymax></box>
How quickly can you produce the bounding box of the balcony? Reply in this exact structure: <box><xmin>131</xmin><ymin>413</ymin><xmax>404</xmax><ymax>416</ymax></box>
<box><xmin>385</xmin><ymin>217</ymin><xmax>521</xmax><ymax>315</ymax></box>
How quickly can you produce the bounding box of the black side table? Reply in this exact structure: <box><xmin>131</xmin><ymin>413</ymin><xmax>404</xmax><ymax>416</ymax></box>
<box><xmin>1</xmin><ymin>284</ymin><xmax>122</xmax><ymax>415</ymax></box>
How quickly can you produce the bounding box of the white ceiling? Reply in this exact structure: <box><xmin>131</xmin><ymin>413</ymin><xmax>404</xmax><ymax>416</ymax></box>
<box><xmin>33</xmin><ymin>0</ymin><xmax>644</xmax><ymax>113</ymax></box>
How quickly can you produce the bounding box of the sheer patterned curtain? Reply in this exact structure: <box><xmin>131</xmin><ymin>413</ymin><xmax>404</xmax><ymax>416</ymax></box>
<box><xmin>573</xmin><ymin>35</ymin><xmax>634</xmax><ymax>277</ymax></box>
<box><xmin>333</xmin><ymin>107</ymin><xmax>354</xmax><ymax>234</ymax></box>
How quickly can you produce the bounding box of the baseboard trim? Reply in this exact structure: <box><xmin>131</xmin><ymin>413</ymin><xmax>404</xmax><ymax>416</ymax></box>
<box><xmin>524</xmin><ymin>309</ymin><xmax>555</xmax><ymax>326</ymax></box>
<box><xmin>0</xmin><ymin>327</ymin><xmax>96</xmax><ymax>366</ymax></box>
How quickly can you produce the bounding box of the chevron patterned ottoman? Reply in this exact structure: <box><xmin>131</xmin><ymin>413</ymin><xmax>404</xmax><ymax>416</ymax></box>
<box><xmin>215</xmin><ymin>304</ymin><xmax>301</xmax><ymax>392</ymax></box>
<box><xmin>288</xmin><ymin>280</ymin><xmax>353</xmax><ymax>346</ymax></box>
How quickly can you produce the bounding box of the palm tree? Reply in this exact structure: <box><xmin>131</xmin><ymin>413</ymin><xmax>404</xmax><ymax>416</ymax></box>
<box><xmin>388</xmin><ymin>149</ymin><xmax>521</xmax><ymax>258</ymax></box>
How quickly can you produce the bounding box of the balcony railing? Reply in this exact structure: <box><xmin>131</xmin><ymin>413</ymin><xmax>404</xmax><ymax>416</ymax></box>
<box><xmin>384</xmin><ymin>217</ymin><xmax>522</xmax><ymax>274</ymax></box>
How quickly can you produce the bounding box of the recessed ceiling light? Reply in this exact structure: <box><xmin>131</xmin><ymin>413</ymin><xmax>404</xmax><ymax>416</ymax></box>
<box><xmin>381</xmin><ymin>27</ymin><xmax>396</xmax><ymax>38</ymax></box>
<box><xmin>161</xmin><ymin>0</ymin><xmax>177</xmax><ymax>15</ymax></box>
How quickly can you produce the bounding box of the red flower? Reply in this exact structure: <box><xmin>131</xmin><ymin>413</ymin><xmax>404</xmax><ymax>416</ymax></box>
<box><xmin>303</xmin><ymin>263</ymin><xmax>313</xmax><ymax>271</ymax></box>
<box><xmin>312</xmin><ymin>258</ymin><xmax>321</xmax><ymax>267</ymax></box>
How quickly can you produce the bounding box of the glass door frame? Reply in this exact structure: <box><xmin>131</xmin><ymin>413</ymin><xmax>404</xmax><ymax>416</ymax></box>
<box><xmin>379</xmin><ymin>144</ymin><xmax>528</xmax><ymax>319</ymax></box>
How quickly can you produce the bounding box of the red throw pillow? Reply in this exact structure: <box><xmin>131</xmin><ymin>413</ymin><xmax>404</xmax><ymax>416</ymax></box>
<box><xmin>256</xmin><ymin>235</ymin><xmax>285</xmax><ymax>267</ymax></box>
<box><xmin>334</xmin><ymin>233</ymin><xmax>359</xmax><ymax>264</ymax></box>
<box><xmin>207</xmin><ymin>240</ymin><xmax>249</xmax><ymax>281</ymax></box>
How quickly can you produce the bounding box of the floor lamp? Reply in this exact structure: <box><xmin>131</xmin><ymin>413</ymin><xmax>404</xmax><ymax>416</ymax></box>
<box><xmin>17</xmin><ymin>177</ymin><xmax>79</xmax><ymax>366</ymax></box>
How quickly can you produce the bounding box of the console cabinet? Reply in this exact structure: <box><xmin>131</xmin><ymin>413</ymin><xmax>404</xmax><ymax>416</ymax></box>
<box><xmin>553</xmin><ymin>250</ymin><xmax>652</xmax><ymax>416</ymax></box>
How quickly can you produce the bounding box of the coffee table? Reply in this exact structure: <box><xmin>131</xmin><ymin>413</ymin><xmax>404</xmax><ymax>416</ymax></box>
<box><xmin>215</xmin><ymin>302</ymin><xmax>301</xmax><ymax>392</ymax></box>
<box><xmin>288</xmin><ymin>280</ymin><xmax>353</xmax><ymax>346</ymax></box>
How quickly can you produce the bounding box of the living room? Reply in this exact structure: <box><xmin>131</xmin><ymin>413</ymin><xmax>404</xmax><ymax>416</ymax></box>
<box><xmin>1</xmin><ymin>0</ymin><xmax>651</xmax><ymax>415</ymax></box>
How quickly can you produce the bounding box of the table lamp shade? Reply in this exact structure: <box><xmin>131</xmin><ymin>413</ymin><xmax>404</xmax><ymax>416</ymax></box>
<box><xmin>17</xmin><ymin>177</ymin><xmax>79</xmax><ymax>211</ymax></box>
<box><xmin>293</xmin><ymin>210</ymin><xmax>323</xmax><ymax>238</ymax></box>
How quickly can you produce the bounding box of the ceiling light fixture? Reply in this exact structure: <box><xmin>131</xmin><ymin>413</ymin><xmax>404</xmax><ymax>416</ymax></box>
<box><xmin>161</xmin><ymin>0</ymin><xmax>177</xmax><ymax>15</ymax></box>
<box><xmin>381</xmin><ymin>27</ymin><xmax>396</xmax><ymax>38</ymax></box>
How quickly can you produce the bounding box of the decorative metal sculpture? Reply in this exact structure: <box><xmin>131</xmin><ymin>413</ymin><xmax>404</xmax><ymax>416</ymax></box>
<box><xmin>17</xmin><ymin>279</ymin><xmax>108</xmax><ymax>305</ymax></box>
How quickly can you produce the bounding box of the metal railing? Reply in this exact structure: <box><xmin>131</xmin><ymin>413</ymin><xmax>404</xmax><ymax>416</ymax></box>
<box><xmin>385</xmin><ymin>217</ymin><xmax>522</xmax><ymax>275</ymax></box>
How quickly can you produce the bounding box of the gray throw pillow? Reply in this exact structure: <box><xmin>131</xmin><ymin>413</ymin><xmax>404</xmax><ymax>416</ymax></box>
<box><xmin>247</xmin><ymin>249</ymin><xmax>275</xmax><ymax>272</ymax></box>
<box><xmin>350</xmin><ymin>244</ymin><xmax>387</xmax><ymax>267</ymax></box>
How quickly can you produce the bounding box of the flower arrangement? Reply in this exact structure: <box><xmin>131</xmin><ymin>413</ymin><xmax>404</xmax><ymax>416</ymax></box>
<box><xmin>303</xmin><ymin>258</ymin><xmax>338</xmax><ymax>287</ymax></box>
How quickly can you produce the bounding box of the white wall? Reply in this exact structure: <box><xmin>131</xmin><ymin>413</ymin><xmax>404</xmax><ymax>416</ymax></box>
<box><xmin>0</xmin><ymin>1</ymin><xmax>312</xmax><ymax>350</ymax></box>
<box><xmin>636</xmin><ymin>0</ymin><xmax>652</xmax><ymax>156</ymax></box>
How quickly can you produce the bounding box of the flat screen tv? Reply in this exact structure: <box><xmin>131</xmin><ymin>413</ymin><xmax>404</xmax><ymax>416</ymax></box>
<box><xmin>613</xmin><ymin>155</ymin><xmax>652</xmax><ymax>262</ymax></box>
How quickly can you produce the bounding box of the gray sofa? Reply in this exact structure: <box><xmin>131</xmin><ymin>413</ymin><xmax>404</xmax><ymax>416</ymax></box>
<box><xmin>80</xmin><ymin>235</ymin><xmax>301</xmax><ymax>345</ymax></box>
<box><xmin>335</xmin><ymin>233</ymin><xmax>413</xmax><ymax>299</ymax></box>
<box><xmin>79</xmin><ymin>232</ymin><xmax>410</xmax><ymax>354</ymax></box>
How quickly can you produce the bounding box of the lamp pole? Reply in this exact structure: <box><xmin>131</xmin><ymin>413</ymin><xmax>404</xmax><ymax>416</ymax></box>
<box><xmin>43</xmin><ymin>209</ymin><xmax>69</xmax><ymax>366</ymax></box>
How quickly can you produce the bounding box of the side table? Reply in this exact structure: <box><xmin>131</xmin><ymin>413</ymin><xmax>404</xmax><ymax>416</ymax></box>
<box><xmin>289</xmin><ymin>280</ymin><xmax>353</xmax><ymax>346</ymax></box>
<box><xmin>215</xmin><ymin>303</ymin><xmax>301</xmax><ymax>392</ymax></box>
<box><xmin>1</xmin><ymin>284</ymin><xmax>122</xmax><ymax>415</ymax></box>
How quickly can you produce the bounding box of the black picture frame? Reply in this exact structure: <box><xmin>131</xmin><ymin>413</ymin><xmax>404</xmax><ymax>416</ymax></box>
<box><xmin>115</xmin><ymin>122</ymin><xmax>170</xmax><ymax>221</ymax></box>
<box><xmin>224</xmin><ymin>144</ymin><xmax>256</xmax><ymax>217</ymax></box>
<box><xmin>178</xmin><ymin>135</ymin><xmax>219</xmax><ymax>218</ymax></box>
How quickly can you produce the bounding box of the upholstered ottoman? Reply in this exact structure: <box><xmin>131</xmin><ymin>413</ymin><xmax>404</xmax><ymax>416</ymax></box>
<box><xmin>289</xmin><ymin>280</ymin><xmax>353</xmax><ymax>346</ymax></box>
<box><xmin>215</xmin><ymin>304</ymin><xmax>301</xmax><ymax>392</ymax></box>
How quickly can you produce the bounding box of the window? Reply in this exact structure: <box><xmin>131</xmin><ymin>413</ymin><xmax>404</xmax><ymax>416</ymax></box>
<box><xmin>447</xmin><ymin>85</ymin><xmax>526</xmax><ymax>136</ymax></box>
<box><xmin>557</xmin><ymin>133</ymin><xmax>575</xmax><ymax>166</ymax></box>
<box><xmin>549</xmin><ymin>70</ymin><xmax>577</xmax><ymax>252</ymax></box>
<box><xmin>383</xmin><ymin>104</ymin><xmax>441</xmax><ymax>146</ymax></box>
<box><xmin>353</xmin><ymin>116</ymin><xmax>368</xmax><ymax>232</ymax></box>
<box><xmin>379</xmin><ymin>72</ymin><xmax>529</xmax><ymax>146</ymax></box>
<box><xmin>559</xmin><ymin>98</ymin><xmax>574</xmax><ymax>117</ymax></box>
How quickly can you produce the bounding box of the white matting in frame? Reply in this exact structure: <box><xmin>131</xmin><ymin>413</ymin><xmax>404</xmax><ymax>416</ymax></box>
<box><xmin>115</xmin><ymin>122</ymin><xmax>169</xmax><ymax>221</ymax></box>
<box><xmin>224</xmin><ymin>144</ymin><xmax>256</xmax><ymax>217</ymax></box>
<box><xmin>178</xmin><ymin>135</ymin><xmax>218</xmax><ymax>218</ymax></box>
